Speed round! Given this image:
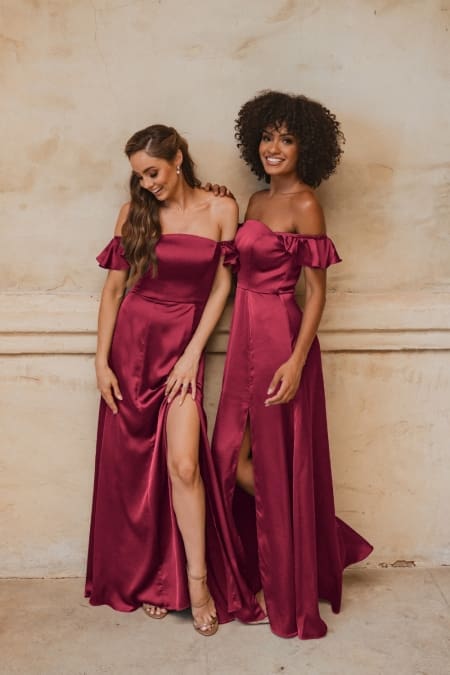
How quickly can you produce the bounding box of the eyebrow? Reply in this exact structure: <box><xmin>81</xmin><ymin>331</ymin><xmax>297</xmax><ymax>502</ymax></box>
<box><xmin>132</xmin><ymin>166</ymin><xmax>157</xmax><ymax>177</ymax></box>
<box><xmin>262</xmin><ymin>128</ymin><xmax>294</xmax><ymax>137</ymax></box>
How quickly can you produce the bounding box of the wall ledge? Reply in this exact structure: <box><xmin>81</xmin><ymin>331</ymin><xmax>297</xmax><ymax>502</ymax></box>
<box><xmin>1</xmin><ymin>291</ymin><xmax>450</xmax><ymax>353</ymax></box>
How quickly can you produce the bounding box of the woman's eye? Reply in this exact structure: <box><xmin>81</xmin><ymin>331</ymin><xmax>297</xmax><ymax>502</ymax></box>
<box><xmin>283</xmin><ymin>138</ymin><xmax>294</xmax><ymax>144</ymax></box>
<box><xmin>261</xmin><ymin>134</ymin><xmax>271</xmax><ymax>142</ymax></box>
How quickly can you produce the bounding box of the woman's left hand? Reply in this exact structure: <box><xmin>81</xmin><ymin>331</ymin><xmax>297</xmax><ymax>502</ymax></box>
<box><xmin>165</xmin><ymin>351</ymin><xmax>200</xmax><ymax>405</ymax></box>
<box><xmin>264</xmin><ymin>358</ymin><xmax>304</xmax><ymax>406</ymax></box>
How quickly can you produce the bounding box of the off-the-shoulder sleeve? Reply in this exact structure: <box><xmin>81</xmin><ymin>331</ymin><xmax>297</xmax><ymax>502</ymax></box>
<box><xmin>282</xmin><ymin>234</ymin><xmax>342</xmax><ymax>269</ymax></box>
<box><xmin>219</xmin><ymin>240</ymin><xmax>239</xmax><ymax>272</ymax></box>
<box><xmin>96</xmin><ymin>236</ymin><xmax>130</xmax><ymax>270</ymax></box>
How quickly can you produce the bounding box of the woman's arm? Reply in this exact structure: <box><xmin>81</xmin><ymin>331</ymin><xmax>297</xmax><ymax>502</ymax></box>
<box><xmin>265</xmin><ymin>194</ymin><xmax>327</xmax><ymax>406</ymax></box>
<box><xmin>165</xmin><ymin>198</ymin><xmax>238</xmax><ymax>404</ymax></box>
<box><xmin>95</xmin><ymin>203</ymin><xmax>130</xmax><ymax>414</ymax></box>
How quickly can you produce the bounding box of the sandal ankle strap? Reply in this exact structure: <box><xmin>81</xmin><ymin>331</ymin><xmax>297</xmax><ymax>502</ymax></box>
<box><xmin>191</xmin><ymin>592</ymin><xmax>212</xmax><ymax>609</ymax></box>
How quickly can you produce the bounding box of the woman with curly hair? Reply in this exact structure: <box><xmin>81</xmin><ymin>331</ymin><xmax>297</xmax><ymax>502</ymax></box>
<box><xmin>212</xmin><ymin>91</ymin><xmax>373</xmax><ymax>639</ymax></box>
<box><xmin>85</xmin><ymin>124</ymin><xmax>265</xmax><ymax>636</ymax></box>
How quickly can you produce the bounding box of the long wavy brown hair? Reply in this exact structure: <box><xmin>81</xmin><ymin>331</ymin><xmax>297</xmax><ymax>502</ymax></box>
<box><xmin>122</xmin><ymin>124</ymin><xmax>201</xmax><ymax>285</ymax></box>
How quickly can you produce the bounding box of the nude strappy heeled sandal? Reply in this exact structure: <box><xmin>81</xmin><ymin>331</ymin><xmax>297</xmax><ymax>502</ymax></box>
<box><xmin>187</xmin><ymin>571</ymin><xmax>219</xmax><ymax>637</ymax></box>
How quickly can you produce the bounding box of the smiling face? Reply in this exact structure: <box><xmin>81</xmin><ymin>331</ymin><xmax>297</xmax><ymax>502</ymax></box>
<box><xmin>259</xmin><ymin>124</ymin><xmax>299</xmax><ymax>178</ymax></box>
<box><xmin>129</xmin><ymin>149</ymin><xmax>182</xmax><ymax>201</ymax></box>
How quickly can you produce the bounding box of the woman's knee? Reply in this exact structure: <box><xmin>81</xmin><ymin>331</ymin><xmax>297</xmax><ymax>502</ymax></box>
<box><xmin>168</xmin><ymin>458</ymin><xmax>200</xmax><ymax>487</ymax></box>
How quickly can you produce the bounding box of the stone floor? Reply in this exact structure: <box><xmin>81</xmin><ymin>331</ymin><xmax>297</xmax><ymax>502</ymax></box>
<box><xmin>0</xmin><ymin>568</ymin><xmax>449</xmax><ymax>675</ymax></box>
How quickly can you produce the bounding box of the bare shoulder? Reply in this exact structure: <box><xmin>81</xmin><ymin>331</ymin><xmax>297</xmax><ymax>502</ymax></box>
<box><xmin>292</xmin><ymin>191</ymin><xmax>326</xmax><ymax>235</ymax></box>
<box><xmin>114</xmin><ymin>202</ymin><xmax>131</xmax><ymax>236</ymax></box>
<box><xmin>209</xmin><ymin>193</ymin><xmax>238</xmax><ymax>220</ymax></box>
<box><xmin>193</xmin><ymin>189</ymin><xmax>238</xmax><ymax>239</ymax></box>
<box><xmin>209</xmin><ymin>195</ymin><xmax>238</xmax><ymax>241</ymax></box>
<box><xmin>245</xmin><ymin>189</ymin><xmax>268</xmax><ymax>218</ymax></box>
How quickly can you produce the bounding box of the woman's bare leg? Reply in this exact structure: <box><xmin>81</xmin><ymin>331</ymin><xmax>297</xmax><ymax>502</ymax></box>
<box><xmin>236</xmin><ymin>423</ymin><xmax>255</xmax><ymax>496</ymax></box>
<box><xmin>235</xmin><ymin>422</ymin><xmax>267</xmax><ymax>616</ymax></box>
<box><xmin>166</xmin><ymin>396</ymin><xmax>217</xmax><ymax>633</ymax></box>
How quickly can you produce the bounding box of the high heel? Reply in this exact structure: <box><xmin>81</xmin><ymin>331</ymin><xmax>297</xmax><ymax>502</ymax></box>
<box><xmin>187</xmin><ymin>570</ymin><xmax>219</xmax><ymax>637</ymax></box>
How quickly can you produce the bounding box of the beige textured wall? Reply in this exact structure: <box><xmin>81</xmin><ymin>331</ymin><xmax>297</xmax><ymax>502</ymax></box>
<box><xmin>1</xmin><ymin>0</ymin><xmax>449</xmax><ymax>576</ymax></box>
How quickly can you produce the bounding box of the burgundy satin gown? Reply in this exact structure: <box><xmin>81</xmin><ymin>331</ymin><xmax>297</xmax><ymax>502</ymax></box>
<box><xmin>85</xmin><ymin>234</ymin><xmax>264</xmax><ymax>624</ymax></box>
<box><xmin>212</xmin><ymin>219</ymin><xmax>373</xmax><ymax>639</ymax></box>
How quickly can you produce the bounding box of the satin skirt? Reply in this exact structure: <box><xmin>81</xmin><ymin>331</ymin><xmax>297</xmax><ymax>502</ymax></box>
<box><xmin>85</xmin><ymin>290</ymin><xmax>264</xmax><ymax>624</ymax></box>
<box><xmin>212</xmin><ymin>286</ymin><xmax>373</xmax><ymax>638</ymax></box>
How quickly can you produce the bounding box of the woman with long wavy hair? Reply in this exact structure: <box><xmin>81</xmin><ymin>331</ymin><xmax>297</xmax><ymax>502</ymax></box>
<box><xmin>85</xmin><ymin>124</ymin><xmax>264</xmax><ymax>636</ymax></box>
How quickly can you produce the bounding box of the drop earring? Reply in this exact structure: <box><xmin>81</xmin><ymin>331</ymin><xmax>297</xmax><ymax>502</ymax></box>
<box><xmin>176</xmin><ymin>166</ymin><xmax>181</xmax><ymax>175</ymax></box>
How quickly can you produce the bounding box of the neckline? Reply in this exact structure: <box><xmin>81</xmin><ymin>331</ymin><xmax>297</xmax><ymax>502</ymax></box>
<box><xmin>114</xmin><ymin>232</ymin><xmax>220</xmax><ymax>245</ymax></box>
<box><xmin>244</xmin><ymin>219</ymin><xmax>327</xmax><ymax>239</ymax></box>
<box><xmin>160</xmin><ymin>232</ymin><xmax>219</xmax><ymax>244</ymax></box>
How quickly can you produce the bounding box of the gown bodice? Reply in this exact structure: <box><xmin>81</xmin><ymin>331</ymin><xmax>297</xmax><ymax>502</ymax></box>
<box><xmin>97</xmin><ymin>234</ymin><xmax>236</xmax><ymax>304</ymax></box>
<box><xmin>235</xmin><ymin>219</ymin><xmax>341</xmax><ymax>294</ymax></box>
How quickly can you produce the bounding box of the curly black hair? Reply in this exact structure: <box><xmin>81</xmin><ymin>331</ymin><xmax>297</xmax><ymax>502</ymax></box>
<box><xmin>235</xmin><ymin>90</ymin><xmax>345</xmax><ymax>188</ymax></box>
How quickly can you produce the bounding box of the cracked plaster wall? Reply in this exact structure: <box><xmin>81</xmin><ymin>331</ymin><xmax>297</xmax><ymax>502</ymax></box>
<box><xmin>0</xmin><ymin>0</ymin><xmax>449</xmax><ymax>575</ymax></box>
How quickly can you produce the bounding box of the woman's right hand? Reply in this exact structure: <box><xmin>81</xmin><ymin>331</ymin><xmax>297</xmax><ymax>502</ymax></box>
<box><xmin>96</xmin><ymin>363</ymin><xmax>123</xmax><ymax>414</ymax></box>
<box><xmin>202</xmin><ymin>183</ymin><xmax>235</xmax><ymax>199</ymax></box>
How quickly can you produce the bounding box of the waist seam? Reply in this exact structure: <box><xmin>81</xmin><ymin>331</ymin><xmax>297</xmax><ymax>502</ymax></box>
<box><xmin>129</xmin><ymin>290</ymin><xmax>204</xmax><ymax>304</ymax></box>
<box><xmin>236</xmin><ymin>285</ymin><xmax>295</xmax><ymax>296</ymax></box>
